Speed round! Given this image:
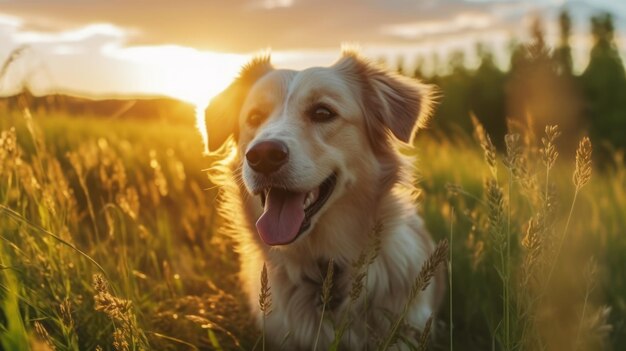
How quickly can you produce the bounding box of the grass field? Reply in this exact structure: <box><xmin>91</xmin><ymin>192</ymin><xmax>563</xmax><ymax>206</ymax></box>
<box><xmin>0</xmin><ymin>108</ymin><xmax>624</xmax><ymax>350</ymax></box>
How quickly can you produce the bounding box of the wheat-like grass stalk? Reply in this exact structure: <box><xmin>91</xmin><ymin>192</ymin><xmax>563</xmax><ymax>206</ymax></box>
<box><xmin>486</xmin><ymin>179</ymin><xmax>505</xmax><ymax>249</ymax></box>
<box><xmin>33</xmin><ymin>321</ymin><xmax>55</xmax><ymax>351</ymax></box>
<box><xmin>93</xmin><ymin>274</ymin><xmax>132</xmax><ymax>323</ymax></box>
<box><xmin>313</xmin><ymin>258</ymin><xmax>335</xmax><ymax>351</ymax></box>
<box><xmin>67</xmin><ymin>151</ymin><xmax>100</xmax><ymax>239</ymax></box>
<box><xmin>586</xmin><ymin>306</ymin><xmax>613</xmax><ymax>342</ymax></box>
<box><xmin>362</xmin><ymin>222</ymin><xmax>382</xmax><ymax>345</ymax></box>
<box><xmin>418</xmin><ymin>316</ymin><xmax>433</xmax><ymax>351</ymax></box>
<box><xmin>541</xmin><ymin>125</ymin><xmax>561</xmax><ymax>175</ymax></box>
<box><xmin>503</xmin><ymin>133</ymin><xmax>522</xmax><ymax>350</ymax></box>
<box><xmin>573</xmin><ymin>137</ymin><xmax>592</xmax><ymax>191</ymax></box>
<box><xmin>448</xmin><ymin>206</ymin><xmax>455</xmax><ymax>351</ymax></box>
<box><xmin>491</xmin><ymin>184</ymin><xmax>510</xmax><ymax>350</ymax></box>
<box><xmin>471</xmin><ymin>114</ymin><xmax>498</xmax><ymax>179</ymax></box>
<box><xmin>574</xmin><ymin>257</ymin><xmax>597</xmax><ymax>350</ymax></box>
<box><xmin>378</xmin><ymin>239</ymin><xmax>449</xmax><ymax>350</ymax></box>
<box><xmin>330</xmin><ymin>224</ymin><xmax>382</xmax><ymax>349</ymax></box>
<box><xmin>538</xmin><ymin>126</ymin><xmax>560</xmax><ymax>258</ymax></box>
<box><xmin>258</xmin><ymin>263</ymin><xmax>271</xmax><ymax>351</ymax></box>
<box><xmin>546</xmin><ymin>137</ymin><xmax>592</xmax><ymax>289</ymax></box>
<box><xmin>518</xmin><ymin>215</ymin><xmax>544</xmax><ymax>347</ymax></box>
<box><xmin>0</xmin><ymin>204</ymin><xmax>109</xmax><ymax>277</ymax></box>
<box><xmin>92</xmin><ymin>274</ymin><xmax>145</xmax><ymax>350</ymax></box>
<box><xmin>520</xmin><ymin>216</ymin><xmax>542</xmax><ymax>282</ymax></box>
<box><xmin>504</xmin><ymin>133</ymin><xmax>521</xmax><ymax>173</ymax></box>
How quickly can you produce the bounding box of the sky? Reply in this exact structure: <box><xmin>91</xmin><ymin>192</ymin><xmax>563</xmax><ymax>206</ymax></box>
<box><xmin>0</xmin><ymin>0</ymin><xmax>625</xmax><ymax>107</ymax></box>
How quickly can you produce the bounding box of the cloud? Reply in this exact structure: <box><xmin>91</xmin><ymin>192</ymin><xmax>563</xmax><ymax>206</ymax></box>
<box><xmin>381</xmin><ymin>13</ymin><xmax>495</xmax><ymax>39</ymax></box>
<box><xmin>14</xmin><ymin>23</ymin><xmax>128</xmax><ymax>44</ymax></box>
<box><xmin>2</xmin><ymin>0</ymin><xmax>625</xmax><ymax>53</ymax></box>
<box><xmin>50</xmin><ymin>44</ymin><xmax>84</xmax><ymax>55</ymax></box>
<box><xmin>0</xmin><ymin>0</ymin><xmax>507</xmax><ymax>51</ymax></box>
<box><xmin>0</xmin><ymin>13</ymin><xmax>22</xmax><ymax>27</ymax></box>
<box><xmin>0</xmin><ymin>0</ymin><xmax>625</xmax><ymax>100</ymax></box>
<box><xmin>258</xmin><ymin>0</ymin><xmax>295</xmax><ymax>9</ymax></box>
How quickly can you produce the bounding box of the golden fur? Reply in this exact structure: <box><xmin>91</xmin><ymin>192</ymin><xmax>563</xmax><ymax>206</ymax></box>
<box><xmin>205</xmin><ymin>51</ymin><xmax>444</xmax><ymax>349</ymax></box>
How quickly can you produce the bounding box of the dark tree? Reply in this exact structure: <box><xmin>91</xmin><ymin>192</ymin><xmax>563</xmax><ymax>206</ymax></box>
<box><xmin>581</xmin><ymin>13</ymin><xmax>626</xmax><ymax>152</ymax></box>
<box><xmin>430</xmin><ymin>50</ymin><xmax>473</xmax><ymax>135</ymax></box>
<box><xmin>469</xmin><ymin>43</ymin><xmax>507</xmax><ymax>147</ymax></box>
<box><xmin>554</xmin><ymin>10</ymin><xmax>574</xmax><ymax>76</ymax></box>
<box><xmin>396</xmin><ymin>55</ymin><xmax>405</xmax><ymax>76</ymax></box>
<box><xmin>412</xmin><ymin>56</ymin><xmax>426</xmax><ymax>80</ymax></box>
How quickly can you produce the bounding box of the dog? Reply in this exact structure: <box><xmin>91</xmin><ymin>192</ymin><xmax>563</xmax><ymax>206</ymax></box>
<box><xmin>205</xmin><ymin>50</ymin><xmax>444</xmax><ymax>349</ymax></box>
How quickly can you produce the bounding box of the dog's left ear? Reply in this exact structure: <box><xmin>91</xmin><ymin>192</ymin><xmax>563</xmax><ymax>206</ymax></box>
<box><xmin>205</xmin><ymin>56</ymin><xmax>274</xmax><ymax>151</ymax></box>
<box><xmin>336</xmin><ymin>51</ymin><xmax>434</xmax><ymax>144</ymax></box>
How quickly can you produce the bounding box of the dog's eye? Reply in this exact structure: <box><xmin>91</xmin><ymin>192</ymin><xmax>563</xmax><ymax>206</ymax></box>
<box><xmin>247</xmin><ymin>109</ymin><xmax>266</xmax><ymax>127</ymax></box>
<box><xmin>309</xmin><ymin>104</ymin><xmax>337</xmax><ymax>122</ymax></box>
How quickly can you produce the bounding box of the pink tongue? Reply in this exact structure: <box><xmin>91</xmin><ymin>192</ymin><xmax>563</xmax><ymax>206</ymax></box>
<box><xmin>256</xmin><ymin>188</ymin><xmax>306</xmax><ymax>245</ymax></box>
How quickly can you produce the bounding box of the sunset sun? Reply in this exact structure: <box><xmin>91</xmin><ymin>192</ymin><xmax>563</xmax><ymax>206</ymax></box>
<box><xmin>107</xmin><ymin>45</ymin><xmax>249</xmax><ymax>152</ymax></box>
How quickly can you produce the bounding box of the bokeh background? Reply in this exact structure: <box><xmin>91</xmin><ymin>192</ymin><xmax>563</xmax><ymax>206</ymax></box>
<box><xmin>0</xmin><ymin>1</ymin><xmax>624</xmax><ymax>350</ymax></box>
<box><xmin>1</xmin><ymin>1</ymin><xmax>625</xmax><ymax>160</ymax></box>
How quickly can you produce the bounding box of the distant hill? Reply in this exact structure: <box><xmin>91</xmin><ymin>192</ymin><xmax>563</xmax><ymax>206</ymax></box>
<box><xmin>0</xmin><ymin>90</ymin><xmax>197</xmax><ymax>125</ymax></box>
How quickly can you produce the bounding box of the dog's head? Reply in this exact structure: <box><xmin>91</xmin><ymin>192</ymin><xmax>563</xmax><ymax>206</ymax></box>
<box><xmin>206</xmin><ymin>51</ymin><xmax>432</xmax><ymax>246</ymax></box>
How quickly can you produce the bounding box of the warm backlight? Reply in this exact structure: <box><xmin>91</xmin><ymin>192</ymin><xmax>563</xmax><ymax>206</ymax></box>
<box><xmin>107</xmin><ymin>45</ymin><xmax>249</xmax><ymax>153</ymax></box>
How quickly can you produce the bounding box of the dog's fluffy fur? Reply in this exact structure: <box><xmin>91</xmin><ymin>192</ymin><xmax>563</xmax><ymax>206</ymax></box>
<box><xmin>205</xmin><ymin>51</ymin><xmax>444</xmax><ymax>349</ymax></box>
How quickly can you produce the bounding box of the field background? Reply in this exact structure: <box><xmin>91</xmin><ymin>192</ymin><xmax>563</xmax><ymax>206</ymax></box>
<box><xmin>1</xmin><ymin>105</ymin><xmax>624</xmax><ymax>350</ymax></box>
<box><xmin>1</xmin><ymin>8</ymin><xmax>626</xmax><ymax>351</ymax></box>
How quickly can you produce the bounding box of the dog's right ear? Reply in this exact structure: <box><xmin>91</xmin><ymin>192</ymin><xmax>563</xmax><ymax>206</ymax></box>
<box><xmin>205</xmin><ymin>56</ymin><xmax>273</xmax><ymax>152</ymax></box>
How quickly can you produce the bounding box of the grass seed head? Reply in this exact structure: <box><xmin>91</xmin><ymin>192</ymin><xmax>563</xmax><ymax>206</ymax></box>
<box><xmin>471</xmin><ymin>114</ymin><xmax>498</xmax><ymax>178</ymax></box>
<box><xmin>485</xmin><ymin>179</ymin><xmax>505</xmax><ymax>246</ymax></box>
<box><xmin>587</xmin><ymin>306</ymin><xmax>613</xmax><ymax>339</ymax></box>
<box><xmin>92</xmin><ymin>274</ymin><xmax>133</xmax><ymax>323</ymax></box>
<box><xmin>321</xmin><ymin>258</ymin><xmax>335</xmax><ymax>306</ymax></box>
<box><xmin>409</xmin><ymin>239</ymin><xmax>449</xmax><ymax>301</ymax></box>
<box><xmin>149</xmin><ymin>149</ymin><xmax>169</xmax><ymax>197</ymax></box>
<box><xmin>259</xmin><ymin>263</ymin><xmax>272</xmax><ymax>316</ymax></box>
<box><xmin>0</xmin><ymin>127</ymin><xmax>20</xmax><ymax>171</ymax></box>
<box><xmin>116</xmin><ymin>187</ymin><xmax>140</xmax><ymax>220</ymax></box>
<box><xmin>59</xmin><ymin>299</ymin><xmax>74</xmax><ymax>327</ymax></box>
<box><xmin>33</xmin><ymin>321</ymin><xmax>55</xmax><ymax>350</ymax></box>
<box><xmin>349</xmin><ymin>223</ymin><xmax>383</xmax><ymax>301</ymax></box>
<box><xmin>349</xmin><ymin>271</ymin><xmax>366</xmax><ymax>302</ymax></box>
<box><xmin>112</xmin><ymin>328</ymin><xmax>130</xmax><ymax>351</ymax></box>
<box><xmin>541</xmin><ymin>125</ymin><xmax>561</xmax><ymax>170</ymax></box>
<box><xmin>504</xmin><ymin>133</ymin><xmax>522</xmax><ymax>171</ymax></box>
<box><xmin>522</xmin><ymin>217</ymin><xmax>542</xmax><ymax>254</ymax></box>
<box><xmin>418</xmin><ymin>316</ymin><xmax>433</xmax><ymax>351</ymax></box>
<box><xmin>574</xmin><ymin>137</ymin><xmax>592</xmax><ymax>190</ymax></box>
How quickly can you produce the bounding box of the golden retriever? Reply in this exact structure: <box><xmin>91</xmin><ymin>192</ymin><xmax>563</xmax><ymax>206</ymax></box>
<box><xmin>205</xmin><ymin>50</ymin><xmax>444</xmax><ymax>349</ymax></box>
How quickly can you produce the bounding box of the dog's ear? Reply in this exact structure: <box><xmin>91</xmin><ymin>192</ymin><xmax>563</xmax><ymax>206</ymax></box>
<box><xmin>205</xmin><ymin>56</ymin><xmax>273</xmax><ymax>151</ymax></box>
<box><xmin>335</xmin><ymin>51</ymin><xmax>434</xmax><ymax>144</ymax></box>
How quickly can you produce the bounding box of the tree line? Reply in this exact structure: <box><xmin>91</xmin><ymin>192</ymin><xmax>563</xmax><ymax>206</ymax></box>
<box><xmin>388</xmin><ymin>11</ymin><xmax>625</xmax><ymax>163</ymax></box>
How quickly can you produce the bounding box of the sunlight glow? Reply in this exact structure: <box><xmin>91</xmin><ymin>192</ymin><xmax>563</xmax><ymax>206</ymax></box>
<box><xmin>104</xmin><ymin>44</ymin><xmax>247</xmax><ymax>104</ymax></box>
<box><xmin>103</xmin><ymin>44</ymin><xmax>249</xmax><ymax>154</ymax></box>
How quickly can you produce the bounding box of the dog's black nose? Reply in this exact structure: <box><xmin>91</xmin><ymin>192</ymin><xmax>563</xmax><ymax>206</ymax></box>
<box><xmin>246</xmin><ymin>140</ymin><xmax>289</xmax><ymax>175</ymax></box>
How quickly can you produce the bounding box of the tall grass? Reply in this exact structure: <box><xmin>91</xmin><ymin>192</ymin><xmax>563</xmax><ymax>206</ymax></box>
<box><xmin>418</xmin><ymin>119</ymin><xmax>622</xmax><ymax>350</ymax></box>
<box><xmin>0</xmin><ymin>106</ymin><xmax>623</xmax><ymax>349</ymax></box>
<box><xmin>0</xmin><ymin>109</ymin><xmax>252</xmax><ymax>349</ymax></box>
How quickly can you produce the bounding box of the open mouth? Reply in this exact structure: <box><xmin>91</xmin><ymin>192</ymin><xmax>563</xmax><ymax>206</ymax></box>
<box><xmin>256</xmin><ymin>173</ymin><xmax>337</xmax><ymax>246</ymax></box>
